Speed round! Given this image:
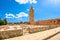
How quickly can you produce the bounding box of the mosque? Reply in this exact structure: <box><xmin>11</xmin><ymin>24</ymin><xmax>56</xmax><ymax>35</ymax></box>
<box><xmin>29</xmin><ymin>6</ymin><xmax>60</xmax><ymax>25</ymax></box>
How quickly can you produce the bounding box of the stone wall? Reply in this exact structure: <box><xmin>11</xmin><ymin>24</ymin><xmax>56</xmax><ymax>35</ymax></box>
<box><xmin>0</xmin><ymin>29</ymin><xmax>23</xmax><ymax>39</ymax></box>
<box><xmin>0</xmin><ymin>25</ymin><xmax>60</xmax><ymax>39</ymax></box>
<box><xmin>35</xmin><ymin>19</ymin><xmax>60</xmax><ymax>25</ymax></box>
<box><xmin>28</xmin><ymin>25</ymin><xmax>59</xmax><ymax>33</ymax></box>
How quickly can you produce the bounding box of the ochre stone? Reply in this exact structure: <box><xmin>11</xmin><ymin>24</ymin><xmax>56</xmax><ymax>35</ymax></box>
<box><xmin>30</xmin><ymin>6</ymin><xmax>34</xmax><ymax>25</ymax></box>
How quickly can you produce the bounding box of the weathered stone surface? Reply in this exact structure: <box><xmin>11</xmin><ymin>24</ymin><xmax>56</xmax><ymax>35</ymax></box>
<box><xmin>0</xmin><ymin>29</ymin><xmax>23</xmax><ymax>39</ymax></box>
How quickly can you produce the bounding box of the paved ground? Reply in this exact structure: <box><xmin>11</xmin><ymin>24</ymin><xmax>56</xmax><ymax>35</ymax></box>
<box><xmin>48</xmin><ymin>33</ymin><xmax>60</xmax><ymax>40</ymax></box>
<box><xmin>5</xmin><ymin>27</ymin><xmax>60</xmax><ymax>40</ymax></box>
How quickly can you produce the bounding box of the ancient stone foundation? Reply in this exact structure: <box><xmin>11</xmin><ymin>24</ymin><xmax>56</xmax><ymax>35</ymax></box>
<box><xmin>0</xmin><ymin>25</ymin><xmax>60</xmax><ymax>39</ymax></box>
<box><xmin>0</xmin><ymin>29</ymin><xmax>23</xmax><ymax>39</ymax></box>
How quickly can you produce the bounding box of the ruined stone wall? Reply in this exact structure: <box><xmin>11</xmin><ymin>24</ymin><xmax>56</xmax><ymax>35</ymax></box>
<box><xmin>0</xmin><ymin>29</ymin><xmax>23</xmax><ymax>39</ymax></box>
<box><xmin>0</xmin><ymin>25</ymin><xmax>60</xmax><ymax>39</ymax></box>
<box><xmin>27</xmin><ymin>25</ymin><xmax>59</xmax><ymax>33</ymax></box>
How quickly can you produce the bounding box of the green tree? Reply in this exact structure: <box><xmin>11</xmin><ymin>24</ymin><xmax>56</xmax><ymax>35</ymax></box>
<box><xmin>0</xmin><ymin>19</ymin><xmax>4</xmax><ymax>25</ymax></box>
<box><xmin>3</xmin><ymin>18</ymin><xmax>7</xmax><ymax>25</ymax></box>
<box><xmin>20</xmin><ymin>22</ymin><xmax>23</xmax><ymax>24</ymax></box>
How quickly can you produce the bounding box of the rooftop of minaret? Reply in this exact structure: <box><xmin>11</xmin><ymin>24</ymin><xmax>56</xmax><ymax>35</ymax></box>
<box><xmin>30</xmin><ymin>6</ymin><xmax>33</xmax><ymax>10</ymax></box>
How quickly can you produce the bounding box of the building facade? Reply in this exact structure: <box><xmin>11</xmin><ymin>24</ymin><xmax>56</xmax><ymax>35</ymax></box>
<box><xmin>35</xmin><ymin>19</ymin><xmax>60</xmax><ymax>25</ymax></box>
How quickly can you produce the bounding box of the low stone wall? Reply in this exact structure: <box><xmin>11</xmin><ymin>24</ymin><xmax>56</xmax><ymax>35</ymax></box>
<box><xmin>0</xmin><ymin>25</ymin><xmax>59</xmax><ymax>39</ymax></box>
<box><xmin>0</xmin><ymin>29</ymin><xmax>23</xmax><ymax>39</ymax></box>
<box><xmin>28</xmin><ymin>25</ymin><xmax>59</xmax><ymax>33</ymax></box>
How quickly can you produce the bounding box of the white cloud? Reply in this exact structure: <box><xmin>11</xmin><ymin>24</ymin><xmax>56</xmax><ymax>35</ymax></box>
<box><xmin>5</xmin><ymin>12</ymin><xmax>28</xmax><ymax>18</ymax></box>
<box><xmin>29</xmin><ymin>0</ymin><xmax>37</xmax><ymax>4</ymax></box>
<box><xmin>5</xmin><ymin>13</ymin><xmax>15</xmax><ymax>18</ymax></box>
<box><xmin>16</xmin><ymin>12</ymin><xmax>28</xmax><ymax>18</ymax></box>
<box><xmin>15</xmin><ymin>0</ymin><xmax>37</xmax><ymax>4</ymax></box>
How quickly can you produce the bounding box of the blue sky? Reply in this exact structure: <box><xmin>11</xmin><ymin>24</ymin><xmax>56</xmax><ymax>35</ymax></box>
<box><xmin>0</xmin><ymin>0</ymin><xmax>60</xmax><ymax>22</ymax></box>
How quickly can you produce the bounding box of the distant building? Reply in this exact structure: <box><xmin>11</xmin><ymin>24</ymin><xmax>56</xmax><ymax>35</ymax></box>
<box><xmin>30</xmin><ymin>6</ymin><xmax>34</xmax><ymax>25</ymax></box>
<box><xmin>35</xmin><ymin>19</ymin><xmax>60</xmax><ymax>25</ymax></box>
<box><xmin>28</xmin><ymin>7</ymin><xmax>60</xmax><ymax>25</ymax></box>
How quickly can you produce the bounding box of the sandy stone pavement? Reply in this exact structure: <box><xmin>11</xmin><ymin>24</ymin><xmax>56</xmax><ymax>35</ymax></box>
<box><xmin>5</xmin><ymin>27</ymin><xmax>60</xmax><ymax>40</ymax></box>
<box><xmin>48</xmin><ymin>33</ymin><xmax>60</xmax><ymax>40</ymax></box>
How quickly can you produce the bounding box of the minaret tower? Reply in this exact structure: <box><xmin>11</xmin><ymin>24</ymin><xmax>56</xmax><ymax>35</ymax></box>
<box><xmin>30</xmin><ymin>6</ymin><xmax>34</xmax><ymax>25</ymax></box>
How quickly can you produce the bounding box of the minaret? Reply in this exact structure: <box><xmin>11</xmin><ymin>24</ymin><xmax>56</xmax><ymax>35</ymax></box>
<box><xmin>30</xmin><ymin>6</ymin><xmax>34</xmax><ymax>25</ymax></box>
